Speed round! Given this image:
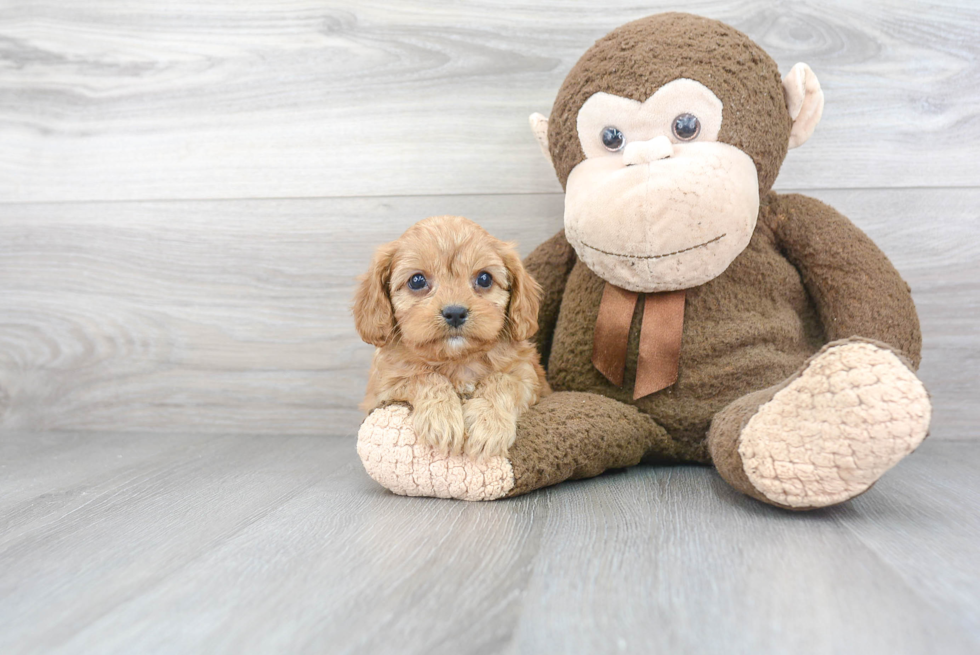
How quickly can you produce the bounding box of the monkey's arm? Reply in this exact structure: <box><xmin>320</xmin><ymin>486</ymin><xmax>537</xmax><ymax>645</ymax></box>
<box><xmin>772</xmin><ymin>193</ymin><xmax>922</xmax><ymax>368</ymax></box>
<box><xmin>522</xmin><ymin>230</ymin><xmax>577</xmax><ymax>368</ymax></box>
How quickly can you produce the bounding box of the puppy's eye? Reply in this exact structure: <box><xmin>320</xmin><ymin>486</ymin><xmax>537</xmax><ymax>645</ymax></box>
<box><xmin>407</xmin><ymin>273</ymin><xmax>427</xmax><ymax>291</ymax></box>
<box><xmin>601</xmin><ymin>126</ymin><xmax>625</xmax><ymax>151</ymax></box>
<box><xmin>672</xmin><ymin>113</ymin><xmax>700</xmax><ymax>141</ymax></box>
<box><xmin>475</xmin><ymin>271</ymin><xmax>493</xmax><ymax>289</ymax></box>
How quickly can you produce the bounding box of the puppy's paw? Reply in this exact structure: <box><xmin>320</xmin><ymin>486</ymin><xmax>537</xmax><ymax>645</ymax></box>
<box><xmin>412</xmin><ymin>394</ymin><xmax>465</xmax><ymax>455</ymax></box>
<box><xmin>463</xmin><ymin>397</ymin><xmax>517</xmax><ymax>460</ymax></box>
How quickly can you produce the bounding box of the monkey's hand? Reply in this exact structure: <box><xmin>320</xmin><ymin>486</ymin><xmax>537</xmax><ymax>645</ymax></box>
<box><xmin>357</xmin><ymin>404</ymin><xmax>515</xmax><ymax>501</ymax></box>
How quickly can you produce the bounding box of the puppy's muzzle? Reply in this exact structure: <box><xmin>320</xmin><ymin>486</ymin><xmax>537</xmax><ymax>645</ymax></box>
<box><xmin>441</xmin><ymin>305</ymin><xmax>468</xmax><ymax>328</ymax></box>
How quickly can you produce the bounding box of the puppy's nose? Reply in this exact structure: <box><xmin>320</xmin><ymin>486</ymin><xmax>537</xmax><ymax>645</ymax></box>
<box><xmin>441</xmin><ymin>305</ymin><xmax>468</xmax><ymax>328</ymax></box>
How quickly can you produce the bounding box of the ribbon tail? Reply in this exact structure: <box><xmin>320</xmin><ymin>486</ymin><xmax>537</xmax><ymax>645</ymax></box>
<box><xmin>634</xmin><ymin>289</ymin><xmax>686</xmax><ymax>399</ymax></box>
<box><xmin>592</xmin><ymin>283</ymin><xmax>639</xmax><ymax>387</ymax></box>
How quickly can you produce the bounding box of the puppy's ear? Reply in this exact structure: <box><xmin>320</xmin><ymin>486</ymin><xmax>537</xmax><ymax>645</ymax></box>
<box><xmin>353</xmin><ymin>242</ymin><xmax>398</xmax><ymax>347</ymax></box>
<box><xmin>498</xmin><ymin>241</ymin><xmax>541</xmax><ymax>342</ymax></box>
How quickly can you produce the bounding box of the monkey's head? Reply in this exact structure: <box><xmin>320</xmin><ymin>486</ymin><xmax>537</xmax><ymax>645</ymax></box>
<box><xmin>530</xmin><ymin>13</ymin><xmax>824</xmax><ymax>292</ymax></box>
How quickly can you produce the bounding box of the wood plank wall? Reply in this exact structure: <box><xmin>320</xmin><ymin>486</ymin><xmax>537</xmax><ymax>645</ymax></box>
<box><xmin>1</xmin><ymin>1</ymin><xmax>977</xmax><ymax>439</ymax></box>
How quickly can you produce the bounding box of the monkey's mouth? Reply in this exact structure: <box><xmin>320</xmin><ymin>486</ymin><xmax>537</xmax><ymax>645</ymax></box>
<box><xmin>580</xmin><ymin>233</ymin><xmax>725</xmax><ymax>260</ymax></box>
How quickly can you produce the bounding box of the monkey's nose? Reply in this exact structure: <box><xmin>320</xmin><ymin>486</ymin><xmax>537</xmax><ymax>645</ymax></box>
<box><xmin>623</xmin><ymin>135</ymin><xmax>674</xmax><ymax>165</ymax></box>
<box><xmin>441</xmin><ymin>305</ymin><xmax>468</xmax><ymax>328</ymax></box>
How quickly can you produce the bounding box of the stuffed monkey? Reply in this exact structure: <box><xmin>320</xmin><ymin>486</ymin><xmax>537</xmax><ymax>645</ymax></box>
<box><xmin>357</xmin><ymin>12</ymin><xmax>931</xmax><ymax>509</ymax></box>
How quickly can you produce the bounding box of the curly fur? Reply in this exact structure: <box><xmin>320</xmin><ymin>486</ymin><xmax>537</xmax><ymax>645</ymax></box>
<box><xmin>352</xmin><ymin>215</ymin><xmax>551</xmax><ymax>459</ymax></box>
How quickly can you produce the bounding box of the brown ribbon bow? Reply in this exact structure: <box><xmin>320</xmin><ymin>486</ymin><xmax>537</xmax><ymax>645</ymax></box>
<box><xmin>592</xmin><ymin>283</ymin><xmax>686</xmax><ymax>399</ymax></box>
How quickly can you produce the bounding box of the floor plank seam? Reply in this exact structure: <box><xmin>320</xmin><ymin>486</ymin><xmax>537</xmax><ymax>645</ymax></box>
<box><xmin>1</xmin><ymin>185</ymin><xmax>978</xmax><ymax>209</ymax></box>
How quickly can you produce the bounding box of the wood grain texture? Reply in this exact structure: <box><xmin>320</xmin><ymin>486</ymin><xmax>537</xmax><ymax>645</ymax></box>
<box><xmin>1</xmin><ymin>189</ymin><xmax>976</xmax><ymax>438</ymax></box>
<box><xmin>0</xmin><ymin>432</ymin><xmax>978</xmax><ymax>654</ymax></box>
<box><xmin>0</xmin><ymin>194</ymin><xmax>565</xmax><ymax>436</ymax></box>
<box><xmin>0</xmin><ymin>0</ymin><xmax>978</xmax><ymax>202</ymax></box>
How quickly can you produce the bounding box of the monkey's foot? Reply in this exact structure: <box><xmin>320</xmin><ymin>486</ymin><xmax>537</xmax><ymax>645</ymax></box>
<box><xmin>737</xmin><ymin>341</ymin><xmax>931</xmax><ymax>508</ymax></box>
<box><xmin>356</xmin><ymin>404</ymin><xmax>515</xmax><ymax>501</ymax></box>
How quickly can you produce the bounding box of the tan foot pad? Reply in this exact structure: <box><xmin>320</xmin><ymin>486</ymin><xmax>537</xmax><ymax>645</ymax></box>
<box><xmin>739</xmin><ymin>342</ymin><xmax>931</xmax><ymax>508</ymax></box>
<box><xmin>356</xmin><ymin>404</ymin><xmax>515</xmax><ymax>501</ymax></box>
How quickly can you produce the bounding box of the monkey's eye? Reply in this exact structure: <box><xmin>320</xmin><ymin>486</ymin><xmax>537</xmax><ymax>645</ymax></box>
<box><xmin>672</xmin><ymin>114</ymin><xmax>701</xmax><ymax>141</ymax></box>
<box><xmin>475</xmin><ymin>271</ymin><xmax>493</xmax><ymax>289</ymax></box>
<box><xmin>407</xmin><ymin>273</ymin><xmax>428</xmax><ymax>291</ymax></box>
<box><xmin>601</xmin><ymin>126</ymin><xmax>626</xmax><ymax>151</ymax></box>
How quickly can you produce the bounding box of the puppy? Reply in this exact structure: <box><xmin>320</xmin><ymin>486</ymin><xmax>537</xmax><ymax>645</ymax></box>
<box><xmin>353</xmin><ymin>215</ymin><xmax>550</xmax><ymax>459</ymax></box>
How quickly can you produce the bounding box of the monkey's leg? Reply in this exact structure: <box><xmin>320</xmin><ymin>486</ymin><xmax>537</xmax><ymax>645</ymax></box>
<box><xmin>357</xmin><ymin>391</ymin><xmax>680</xmax><ymax>501</ymax></box>
<box><xmin>707</xmin><ymin>338</ymin><xmax>931</xmax><ymax>510</ymax></box>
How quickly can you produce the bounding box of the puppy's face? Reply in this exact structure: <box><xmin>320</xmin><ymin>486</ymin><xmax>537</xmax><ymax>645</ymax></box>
<box><xmin>353</xmin><ymin>216</ymin><xmax>540</xmax><ymax>361</ymax></box>
<box><xmin>390</xmin><ymin>232</ymin><xmax>510</xmax><ymax>360</ymax></box>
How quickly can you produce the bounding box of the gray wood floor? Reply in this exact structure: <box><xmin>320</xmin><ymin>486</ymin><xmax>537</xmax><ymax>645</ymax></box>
<box><xmin>2</xmin><ymin>2</ymin><xmax>979</xmax><ymax>653</ymax></box>
<box><xmin>0</xmin><ymin>433</ymin><xmax>978</xmax><ymax>654</ymax></box>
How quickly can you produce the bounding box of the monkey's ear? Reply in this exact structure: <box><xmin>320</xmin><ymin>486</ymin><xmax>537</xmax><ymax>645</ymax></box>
<box><xmin>529</xmin><ymin>113</ymin><xmax>553</xmax><ymax>166</ymax></box>
<box><xmin>782</xmin><ymin>63</ymin><xmax>824</xmax><ymax>149</ymax></box>
<box><xmin>352</xmin><ymin>242</ymin><xmax>398</xmax><ymax>347</ymax></box>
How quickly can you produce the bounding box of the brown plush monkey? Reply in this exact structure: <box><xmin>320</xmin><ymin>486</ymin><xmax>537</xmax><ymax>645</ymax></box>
<box><xmin>357</xmin><ymin>12</ymin><xmax>931</xmax><ymax>509</ymax></box>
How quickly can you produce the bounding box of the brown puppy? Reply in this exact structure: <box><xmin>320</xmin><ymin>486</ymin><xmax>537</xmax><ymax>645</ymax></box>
<box><xmin>353</xmin><ymin>215</ymin><xmax>550</xmax><ymax>459</ymax></box>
